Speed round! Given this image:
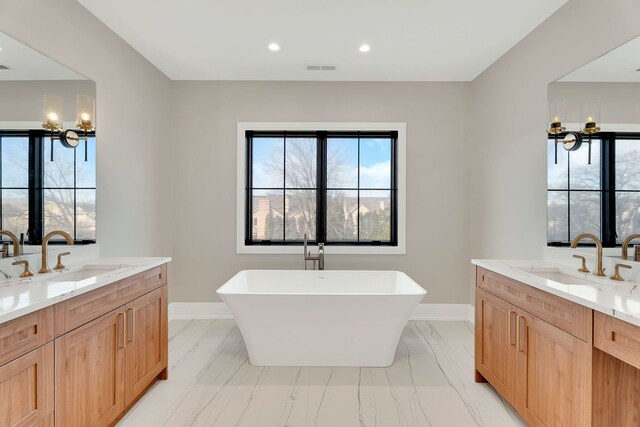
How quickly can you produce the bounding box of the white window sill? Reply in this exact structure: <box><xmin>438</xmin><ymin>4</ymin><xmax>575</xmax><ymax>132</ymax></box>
<box><xmin>237</xmin><ymin>244</ymin><xmax>406</xmax><ymax>255</ymax></box>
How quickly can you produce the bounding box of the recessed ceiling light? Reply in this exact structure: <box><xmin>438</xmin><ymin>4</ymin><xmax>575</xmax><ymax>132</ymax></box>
<box><xmin>268</xmin><ymin>43</ymin><xmax>280</xmax><ymax>52</ymax></box>
<box><xmin>359</xmin><ymin>44</ymin><xmax>371</xmax><ymax>53</ymax></box>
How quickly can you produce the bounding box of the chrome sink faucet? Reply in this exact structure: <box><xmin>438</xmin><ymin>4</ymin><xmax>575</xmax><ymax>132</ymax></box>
<box><xmin>570</xmin><ymin>233</ymin><xmax>606</xmax><ymax>277</ymax></box>
<box><xmin>303</xmin><ymin>234</ymin><xmax>324</xmax><ymax>270</ymax></box>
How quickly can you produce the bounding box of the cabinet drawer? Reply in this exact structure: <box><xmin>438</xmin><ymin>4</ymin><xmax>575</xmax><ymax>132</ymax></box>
<box><xmin>594</xmin><ymin>311</ymin><xmax>640</xmax><ymax>370</ymax></box>
<box><xmin>0</xmin><ymin>342</ymin><xmax>54</xmax><ymax>427</ymax></box>
<box><xmin>477</xmin><ymin>267</ymin><xmax>592</xmax><ymax>342</ymax></box>
<box><xmin>0</xmin><ymin>307</ymin><xmax>54</xmax><ymax>367</ymax></box>
<box><xmin>54</xmin><ymin>265</ymin><xmax>166</xmax><ymax>336</ymax></box>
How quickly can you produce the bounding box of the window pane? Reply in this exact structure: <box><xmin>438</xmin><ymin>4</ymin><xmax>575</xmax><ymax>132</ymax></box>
<box><xmin>616</xmin><ymin>192</ymin><xmax>640</xmax><ymax>242</ymax></box>
<box><xmin>547</xmin><ymin>191</ymin><xmax>568</xmax><ymax>243</ymax></box>
<box><xmin>252</xmin><ymin>137</ymin><xmax>283</xmax><ymax>188</ymax></box>
<box><xmin>44</xmin><ymin>142</ymin><xmax>75</xmax><ymax>188</ymax></box>
<box><xmin>569</xmin><ymin>139</ymin><xmax>600</xmax><ymax>190</ymax></box>
<box><xmin>1</xmin><ymin>189</ymin><xmax>28</xmax><ymax>235</ymax></box>
<box><xmin>76</xmin><ymin>137</ymin><xmax>96</xmax><ymax>188</ymax></box>
<box><xmin>76</xmin><ymin>189</ymin><xmax>96</xmax><ymax>240</ymax></box>
<box><xmin>569</xmin><ymin>191</ymin><xmax>601</xmax><ymax>241</ymax></box>
<box><xmin>251</xmin><ymin>190</ymin><xmax>283</xmax><ymax>241</ymax></box>
<box><xmin>359</xmin><ymin>190</ymin><xmax>391</xmax><ymax>241</ymax></box>
<box><xmin>285</xmin><ymin>138</ymin><xmax>316</xmax><ymax>188</ymax></box>
<box><xmin>616</xmin><ymin>140</ymin><xmax>640</xmax><ymax>190</ymax></box>
<box><xmin>326</xmin><ymin>190</ymin><xmax>357</xmax><ymax>241</ymax></box>
<box><xmin>44</xmin><ymin>189</ymin><xmax>74</xmax><ymax>237</ymax></box>
<box><xmin>360</xmin><ymin>138</ymin><xmax>391</xmax><ymax>189</ymax></box>
<box><xmin>547</xmin><ymin>139</ymin><xmax>568</xmax><ymax>189</ymax></box>
<box><xmin>284</xmin><ymin>190</ymin><xmax>316</xmax><ymax>240</ymax></box>
<box><xmin>1</xmin><ymin>137</ymin><xmax>29</xmax><ymax>188</ymax></box>
<box><xmin>327</xmin><ymin>138</ymin><xmax>358</xmax><ymax>188</ymax></box>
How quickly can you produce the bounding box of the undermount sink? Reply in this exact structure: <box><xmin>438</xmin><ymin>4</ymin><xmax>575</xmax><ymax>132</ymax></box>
<box><xmin>514</xmin><ymin>267</ymin><xmax>596</xmax><ymax>286</ymax></box>
<box><xmin>47</xmin><ymin>265</ymin><xmax>124</xmax><ymax>282</ymax></box>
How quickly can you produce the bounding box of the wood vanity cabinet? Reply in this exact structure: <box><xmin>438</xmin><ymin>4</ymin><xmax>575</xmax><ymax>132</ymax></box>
<box><xmin>55</xmin><ymin>308</ymin><xmax>126</xmax><ymax>427</ymax></box>
<box><xmin>475</xmin><ymin>268</ymin><xmax>592</xmax><ymax>427</ymax></box>
<box><xmin>55</xmin><ymin>268</ymin><xmax>168</xmax><ymax>427</ymax></box>
<box><xmin>0</xmin><ymin>264</ymin><xmax>168</xmax><ymax>427</ymax></box>
<box><xmin>0</xmin><ymin>343</ymin><xmax>54</xmax><ymax>427</ymax></box>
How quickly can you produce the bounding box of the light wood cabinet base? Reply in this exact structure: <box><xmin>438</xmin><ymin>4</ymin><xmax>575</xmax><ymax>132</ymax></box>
<box><xmin>0</xmin><ymin>264</ymin><xmax>169</xmax><ymax>427</ymax></box>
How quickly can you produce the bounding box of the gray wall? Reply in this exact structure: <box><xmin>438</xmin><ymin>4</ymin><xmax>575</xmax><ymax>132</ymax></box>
<box><xmin>549</xmin><ymin>82</ymin><xmax>640</xmax><ymax>125</ymax></box>
<box><xmin>0</xmin><ymin>80</ymin><xmax>95</xmax><ymax>122</ymax></box>
<box><xmin>168</xmin><ymin>81</ymin><xmax>471</xmax><ymax>303</ymax></box>
<box><xmin>3</xmin><ymin>0</ymin><xmax>640</xmax><ymax>305</ymax></box>
<box><xmin>0</xmin><ymin>0</ymin><xmax>173</xmax><ymax>258</ymax></box>
<box><xmin>469</xmin><ymin>0</ymin><xmax>640</xmax><ymax>302</ymax></box>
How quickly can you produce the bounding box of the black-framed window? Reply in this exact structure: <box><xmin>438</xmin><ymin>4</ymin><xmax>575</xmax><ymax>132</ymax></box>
<box><xmin>0</xmin><ymin>130</ymin><xmax>96</xmax><ymax>245</ymax></box>
<box><xmin>547</xmin><ymin>132</ymin><xmax>640</xmax><ymax>246</ymax></box>
<box><xmin>245</xmin><ymin>130</ymin><xmax>397</xmax><ymax>246</ymax></box>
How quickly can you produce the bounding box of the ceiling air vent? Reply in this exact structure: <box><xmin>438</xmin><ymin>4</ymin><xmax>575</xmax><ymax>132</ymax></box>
<box><xmin>0</xmin><ymin>65</ymin><xmax>10</xmax><ymax>70</ymax></box>
<box><xmin>306</xmin><ymin>65</ymin><xmax>336</xmax><ymax>71</ymax></box>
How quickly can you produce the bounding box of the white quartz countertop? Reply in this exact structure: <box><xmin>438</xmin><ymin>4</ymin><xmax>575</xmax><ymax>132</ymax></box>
<box><xmin>473</xmin><ymin>259</ymin><xmax>640</xmax><ymax>327</ymax></box>
<box><xmin>0</xmin><ymin>257</ymin><xmax>171</xmax><ymax>325</ymax></box>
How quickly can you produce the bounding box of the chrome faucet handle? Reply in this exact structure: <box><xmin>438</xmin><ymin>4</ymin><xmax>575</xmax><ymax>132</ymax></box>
<box><xmin>12</xmin><ymin>260</ymin><xmax>33</xmax><ymax>278</ymax></box>
<box><xmin>54</xmin><ymin>252</ymin><xmax>71</xmax><ymax>271</ymax></box>
<box><xmin>572</xmin><ymin>255</ymin><xmax>590</xmax><ymax>273</ymax></box>
<box><xmin>611</xmin><ymin>263</ymin><xmax>632</xmax><ymax>282</ymax></box>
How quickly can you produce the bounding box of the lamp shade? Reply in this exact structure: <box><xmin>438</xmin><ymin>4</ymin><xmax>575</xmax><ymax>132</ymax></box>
<box><xmin>580</xmin><ymin>98</ymin><xmax>601</xmax><ymax>127</ymax></box>
<box><xmin>548</xmin><ymin>98</ymin><xmax>566</xmax><ymax>125</ymax></box>
<box><xmin>43</xmin><ymin>95</ymin><xmax>63</xmax><ymax>130</ymax></box>
<box><xmin>76</xmin><ymin>95</ymin><xmax>95</xmax><ymax>131</ymax></box>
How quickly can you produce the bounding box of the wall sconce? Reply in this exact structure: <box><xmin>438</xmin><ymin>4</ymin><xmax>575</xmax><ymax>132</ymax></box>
<box><xmin>42</xmin><ymin>94</ymin><xmax>96</xmax><ymax>161</ymax></box>
<box><xmin>547</xmin><ymin>97</ymin><xmax>601</xmax><ymax>165</ymax></box>
<box><xmin>580</xmin><ymin>99</ymin><xmax>600</xmax><ymax>165</ymax></box>
<box><xmin>547</xmin><ymin>98</ymin><xmax>566</xmax><ymax>164</ymax></box>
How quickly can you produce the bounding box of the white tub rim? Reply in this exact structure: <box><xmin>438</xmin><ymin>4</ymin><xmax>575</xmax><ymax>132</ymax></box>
<box><xmin>217</xmin><ymin>269</ymin><xmax>427</xmax><ymax>297</ymax></box>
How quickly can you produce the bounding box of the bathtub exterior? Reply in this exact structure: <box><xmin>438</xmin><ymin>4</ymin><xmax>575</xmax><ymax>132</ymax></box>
<box><xmin>217</xmin><ymin>270</ymin><xmax>426</xmax><ymax>367</ymax></box>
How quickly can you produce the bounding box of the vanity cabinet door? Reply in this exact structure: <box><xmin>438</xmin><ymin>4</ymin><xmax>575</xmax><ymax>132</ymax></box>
<box><xmin>515</xmin><ymin>310</ymin><xmax>591</xmax><ymax>427</ymax></box>
<box><xmin>125</xmin><ymin>285</ymin><xmax>168</xmax><ymax>406</ymax></box>
<box><xmin>55</xmin><ymin>307</ymin><xmax>126</xmax><ymax>427</ymax></box>
<box><xmin>0</xmin><ymin>342</ymin><xmax>53</xmax><ymax>427</ymax></box>
<box><xmin>475</xmin><ymin>288</ymin><xmax>518</xmax><ymax>407</ymax></box>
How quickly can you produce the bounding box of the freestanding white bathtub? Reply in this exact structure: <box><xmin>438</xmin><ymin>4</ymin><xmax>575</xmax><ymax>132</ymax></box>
<box><xmin>217</xmin><ymin>270</ymin><xmax>426</xmax><ymax>367</ymax></box>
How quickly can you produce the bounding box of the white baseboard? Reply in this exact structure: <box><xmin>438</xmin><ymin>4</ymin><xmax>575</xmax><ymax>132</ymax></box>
<box><xmin>169</xmin><ymin>302</ymin><xmax>474</xmax><ymax>323</ymax></box>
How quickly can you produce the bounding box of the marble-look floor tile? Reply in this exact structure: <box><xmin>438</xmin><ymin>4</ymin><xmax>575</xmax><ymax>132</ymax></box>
<box><xmin>118</xmin><ymin>320</ymin><xmax>526</xmax><ymax>427</ymax></box>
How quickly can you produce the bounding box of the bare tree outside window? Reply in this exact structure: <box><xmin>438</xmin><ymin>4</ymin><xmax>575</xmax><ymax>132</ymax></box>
<box><xmin>248</xmin><ymin>133</ymin><xmax>394</xmax><ymax>244</ymax></box>
<box><xmin>0</xmin><ymin>133</ymin><xmax>96</xmax><ymax>243</ymax></box>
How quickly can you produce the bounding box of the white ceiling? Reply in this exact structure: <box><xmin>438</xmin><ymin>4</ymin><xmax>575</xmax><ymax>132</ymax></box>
<box><xmin>77</xmin><ymin>0</ymin><xmax>567</xmax><ymax>81</ymax></box>
<box><xmin>0</xmin><ymin>32</ymin><xmax>86</xmax><ymax>81</ymax></box>
<box><xmin>559</xmin><ymin>35</ymin><xmax>640</xmax><ymax>82</ymax></box>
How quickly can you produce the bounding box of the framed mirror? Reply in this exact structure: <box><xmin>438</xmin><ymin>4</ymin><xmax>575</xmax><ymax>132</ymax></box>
<box><xmin>547</xmin><ymin>36</ymin><xmax>640</xmax><ymax>248</ymax></box>
<box><xmin>0</xmin><ymin>32</ymin><xmax>96</xmax><ymax>250</ymax></box>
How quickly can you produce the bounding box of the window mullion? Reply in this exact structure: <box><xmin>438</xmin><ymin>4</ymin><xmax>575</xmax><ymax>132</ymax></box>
<box><xmin>317</xmin><ymin>132</ymin><xmax>326</xmax><ymax>243</ymax></box>
<box><xmin>28</xmin><ymin>130</ymin><xmax>45</xmax><ymax>245</ymax></box>
<box><xmin>601</xmin><ymin>134</ymin><xmax>616</xmax><ymax>247</ymax></box>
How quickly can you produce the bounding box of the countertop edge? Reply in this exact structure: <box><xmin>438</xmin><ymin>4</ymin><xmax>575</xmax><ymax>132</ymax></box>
<box><xmin>0</xmin><ymin>257</ymin><xmax>171</xmax><ymax>325</ymax></box>
<box><xmin>472</xmin><ymin>259</ymin><xmax>640</xmax><ymax>328</ymax></box>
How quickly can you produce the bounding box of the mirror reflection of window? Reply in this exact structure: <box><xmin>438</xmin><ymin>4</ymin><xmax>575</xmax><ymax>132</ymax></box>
<box><xmin>0</xmin><ymin>135</ymin><xmax>29</xmax><ymax>235</ymax></box>
<box><xmin>43</xmin><ymin>137</ymin><xmax>96</xmax><ymax>242</ymax></box>
<box><xmin>615</xmin><ymin>139</ymin><xmax>640</xmax><ymax>243</ymax></box>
